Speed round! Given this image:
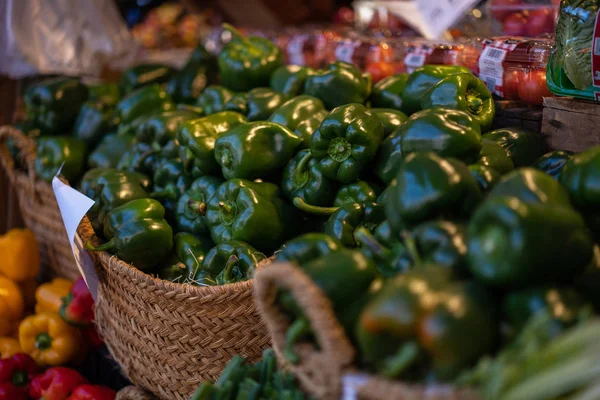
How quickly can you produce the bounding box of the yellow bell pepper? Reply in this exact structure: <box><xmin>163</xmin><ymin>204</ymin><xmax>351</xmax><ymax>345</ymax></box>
<box><xmin>0</xmin><ymin>337</ymin><xmax>21</xmax><ymax>358</ymax></box>
<box><xmin>0</xmin><ymin>276</ymin><xmax>24</xmax><ymax>336</ymax></box>
<box><xmin>19</xmin><ymin>312</ymin><xmax>81</xmax><ymax>367</ymax></box>
<box><xmin>35</xmin><ymin>278</ymin><xmax>73</xmax><ymax>314</ymax></box>
<box><xmin>0</xmin><ymin>229</ymin><xmax>40</xmax><ymax>282</ymax></box>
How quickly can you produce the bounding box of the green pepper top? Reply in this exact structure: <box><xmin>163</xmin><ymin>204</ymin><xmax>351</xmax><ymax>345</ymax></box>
<box><xmin>218</xmin><ymin>24</ymin><xmax>283</xmax><ymax>92</ymax></box>
<box><xmin>304</xmin><ymin>61</ymin><xmax>371</xmax><ymax>109</ymax></box>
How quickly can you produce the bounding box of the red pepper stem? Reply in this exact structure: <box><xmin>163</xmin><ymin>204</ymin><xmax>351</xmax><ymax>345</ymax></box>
<box><xmin>354</xmin><ymin>226</ymin><xmax>391</xmax><ymax>260</ymax></box>
<box><xmin>222</xmin><ymin>23</ymin><xmax>250</xmax><ymax>46</ymax></box>
<box><xmin>381</xmin><ymin>341</ymin><xmax>420</xmax><ymax>379</ymax></box>
<box><xmin>283</xmin><ymin>317</ymin><xmax>310</xmax><ymax>365</ymax></box>
<box><xmin>85</xmin><ymin>239</ymin><xmax>115</xmax><ymax>252</ymax></box>
<box><xmin>222</xmin><ymin>255</ymin><xmax>240</xmax><ymax>283</ymax></box>
<box><xmin>401</xmin><ymin>232</ymin><xmax>422</xmax><ymax>266</ymax></box>
<box><xmin>295</xmin><ymin>152</ymin><xmax>313</xmax><ymax>184</ymax></box>
<box><xmin>293</xmin><ymin>197</ymin><xmax>338</xmax><ymax>216</ymax></box>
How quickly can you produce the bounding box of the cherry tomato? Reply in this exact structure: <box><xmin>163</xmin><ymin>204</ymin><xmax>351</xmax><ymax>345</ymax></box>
<box><xmin>503</xmin><ymin>13</ymin><xmax>528</xmax><ymax>36</ymax></box>
<box><xmin>518</xmin><ymin>70</ymin><xmax>554</xmax><ymax>106</ymax></box>
<box><xmin>492</xmin><ymin>0</ymin><xmax>524</xmax><ymax>22</ymax></box>
<box><xmin>366</xmin><ymin>61</ymin><xmax>396</xmax><ymax>83</ymax></box>
<box><xmin>503</xmin><ymin>69</ymin><xmax>523</xmax><ymax>100</ymax></box>
<box><xmin>527</xmin><ymin>8</ymin><xmax>555</xmax><ymax>37</ymax></box>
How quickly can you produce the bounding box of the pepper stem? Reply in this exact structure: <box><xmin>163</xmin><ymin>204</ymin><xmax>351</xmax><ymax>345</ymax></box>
<box><xmin>219</xmin><ymin>201</ymin><xmax>233</xmax><ymax>213</ymax></box>
<box><xmin>284</xmin><ymin>317</ymin><xmax>310</xmax><ymax>365</ymax></box>
<box><xmin>222</xmin><ymin>23</ymin><xmax>250</xmax><ymax>46</ymax></box>
<box><xmin>381</xmin><ymin>341</ymin><xmax>420</xmax><ymax>379</ymax></box>
<box><xmin>188</xmin><ymin>200</ymin><xmax>207</xmax><ymax>216</ymax></box>
<box><xmin>466</xmin><ymin>89</ymin><xmax>483</xmax><ymax>115</ymax></box>
<box><xmin>293</xmin><ymin>197</ymin><xmax>338</xmax><ymax>215</ymax></box>
<box><xmin>35</xmin><ymin>332</ymin><xmax>52</xmax><ymax>351</ymax></box>
<box><xmin>401</xmin><ymin>232</ymin><xmax>422</xmax><ymax>266</ymax></box>
<box><xmin>354</xmin><ymin>226</ymin><xmax>391</xmax><ymax>260</ymax></box>
<box><xmin>12</xmin><ymin>371</ymin><xmax>28</xmax><ymax>387</ymax></box>
<box><xmin>295</xmin><ymin>152</ymin><xmax>313</xmax><ymax>185</ymax></box>
<box><xmin>85</xmin><ymin>239</ymin><xmax>115</xmax><ymax>252</ymax></box>
<box><xmin>222</xmin><ymin>255</ymin><xmax>240</xmax><ymax>283</ymax></box>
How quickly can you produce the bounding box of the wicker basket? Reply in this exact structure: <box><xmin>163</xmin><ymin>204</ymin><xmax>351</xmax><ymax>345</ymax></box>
<box><xmin>254</xmin><ymin>263</ymin><xmax>481</xmax><ymax>400</ymax></box>
<box><xmin>78</xmin><ymin>219</ymin><xmax>271</xmax><ymax>400</ymax></box>
<box><xmin>0</xmin><ymin>125</ymin><xmax>81</xmax><ymax>281</ymax></box>
<box><xmin>116</xmin><ymin>386</ymin><xmax>155</xmax><ymax>400</ymax></box>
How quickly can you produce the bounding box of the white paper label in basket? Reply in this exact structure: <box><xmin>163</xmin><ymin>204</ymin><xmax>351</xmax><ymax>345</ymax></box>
<box><xmin>52</xmin><ymin>174</ymin><xmax>98</xmax><ymax>300</ymax></box>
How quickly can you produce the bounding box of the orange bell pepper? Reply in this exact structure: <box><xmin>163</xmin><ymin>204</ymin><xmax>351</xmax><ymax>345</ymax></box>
<box><xmin>0</xmin><ymin>229</ymin><xmax>40</xmax><ymax>282</ymax></box>
<box><xmin>0</xmin><ymin>276</ymin><xmax>24</xmax><ymax>336</ymax></box>
<box><xmin>19</xmin><ymin>312</ymin><xmax>81</xmax><ymax>367</ymax></box>
<box><xmin>35</xmin><ymin>278</ymin><xmax>73</xmax><ymax>314</ymax></box>
<box><xmin>0</xmin><ymin>337</ymin><xmax>21</xmax><ymax>359</ymax></box>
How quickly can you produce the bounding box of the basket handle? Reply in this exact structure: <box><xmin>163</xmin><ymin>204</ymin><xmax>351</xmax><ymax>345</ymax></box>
<box><xmin>254</xmin><ymin>262</ymin><xmax>355</xmax><ymax>400</ymax></box>
<box><xmin>0</xmin><ymin>125</ymin><xmax>38</xmax><ymax>185</ymax></box>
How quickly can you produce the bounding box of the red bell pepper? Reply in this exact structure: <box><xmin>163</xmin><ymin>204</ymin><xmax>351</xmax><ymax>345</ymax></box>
<box><xmin>81</xmin><ymin>325</ymin><xmax>104</xmax><ymax>350</ymax></box>
<box><xmin>67</xmin><ymin>385</ymin><xmax>116</xmax><ymax>400</ymax></box>
<box><xmin>30</xmin><ymin>367</ymin><xmax>88</xmax><ymax>400</ymax></box>
<box><xmin>0</xmin><ymin>353</ymin><xmax>38</xmax><ymax>400</ymax></box>
<box><xmin>60</xmin><ymin>278</ymin><xmax>94</xmax><ymax>327</ymax></box>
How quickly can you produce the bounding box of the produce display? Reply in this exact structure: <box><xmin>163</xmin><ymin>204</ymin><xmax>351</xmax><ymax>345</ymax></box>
<box><xmin>0</xmin><ymin>229</ymin><xmax>115</xmax><ymax>400</ymax></box>
<box><xmin>490</xmin><ymin>0</ymin><xmax>559</xmax><ymax>37</ymax></box>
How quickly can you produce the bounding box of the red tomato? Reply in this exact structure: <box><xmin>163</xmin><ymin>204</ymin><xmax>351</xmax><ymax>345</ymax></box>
<box><xmin>503</xmin><ymin>69</ymin><xmax>523</xmax><ymax>100</ymax></box>
<box><xmin>503</xmin><ymin>13</ymin><xmax>528</xmax><ymax>36</ymax></box>
<box><xmin>527</xmin><ymin>8</ymin><xmax>555</xmax><ymax>37</ymax></box>
<box><xmin>492</xmin><ymin>0</ymin><xmax>523</xmax><ymax>22</ymax></box>
<box><xmin>518</xmin><ymin>70</ymin><xmax>554</xmax><ymax>106</ymax></box>
<box><xmin>366</xmin><ymin>62</ymin><xmax>396</xmax><ymax>83</ymax></box>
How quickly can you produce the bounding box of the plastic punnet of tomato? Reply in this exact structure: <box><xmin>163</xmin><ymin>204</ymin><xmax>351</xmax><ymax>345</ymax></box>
<box><xmin>490</xmin><ymin>0</ymin><xmax>559</xmax><ymax>37</ymax></box>
<box><xmin>473</xmin><ymin>37</ymin><xmax>554</xmax><ymax>105</ymax></box>
<box><xmin>403</xmin><ymin>39</ymin><xmax>481</xmax><ymax>74</ymax></box>
<box><xmin>286</xmin><ymin>27</ymin><xmax>345</xmax><ymax>69</ymax></box>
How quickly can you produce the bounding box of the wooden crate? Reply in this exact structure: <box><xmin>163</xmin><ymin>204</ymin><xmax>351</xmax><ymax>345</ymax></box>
<box><xmin>492</xmin><ymin>100</ymin><xmax>543</xmax><ymax>133</ymax></box>
<box><xmin>542</xmin><ymin>97</ymin><xmax>600</xmax><ymax>152</ymax></box>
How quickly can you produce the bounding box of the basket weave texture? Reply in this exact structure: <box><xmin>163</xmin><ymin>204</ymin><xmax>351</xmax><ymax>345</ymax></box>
<box><xmin>79</xmin><ymin>219</ymin><xmax>272</xmax><ymax>400</ymax></box>
<box><xmin>0</xmin><ymin>125</ymin><xmax>81</xmax><ymax>281</ymax></box>
<box><xmin>254</xmin><ymin>263</ymin><xmax>481</xmax><ymax>400</ymax></box>
<box><xmin>116</xmin><ymin>386</ymin><xmax>155</xmax><ymax>400</ymax></box>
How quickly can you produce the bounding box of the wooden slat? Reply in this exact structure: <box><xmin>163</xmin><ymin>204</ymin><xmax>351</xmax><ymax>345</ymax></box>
<box><xmin>542</xmin><ymin>97</ymin><xmax>600</xmax><ymax>152</ymax></box>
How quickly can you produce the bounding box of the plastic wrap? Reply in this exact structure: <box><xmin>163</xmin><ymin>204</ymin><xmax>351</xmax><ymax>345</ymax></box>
<box><xmin>0</xmin><ymin>0</ymin><xmax>138</xmax><ymax>78</ymax></box>
<box><xmin>489</xmin><ymin>0</ymin><xmax>559</xmax><ymax>36</ymax></box>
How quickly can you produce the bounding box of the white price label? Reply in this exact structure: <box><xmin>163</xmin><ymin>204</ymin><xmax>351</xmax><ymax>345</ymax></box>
<box><xmin>335</xmin><ymin>42</ymin><xmax>357</xmax><ymax>63</ymax></box>
<box><xmin>287</xmin><ymin>35</ymin><xmax>307</xmax><ymax>66</ymax></box>
<box><xmin>478</xmin><ymin>45</ymin><xmax>508</xmax><ymax>96</ymax></box>
<box><xmin>404</xmin><ymin>53</ymin><xmax>426</xmax><ymax>73</ymax></box>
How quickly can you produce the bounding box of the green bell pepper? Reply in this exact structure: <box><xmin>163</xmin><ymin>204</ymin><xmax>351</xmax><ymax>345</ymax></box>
<box><xmin>372</xmin><ymin>108</ymin><xmax>407</xmax><ymax>138</ymax></box>
<box><xmin>196</xmin><ymin>85</ymin><xmax>234</xmax><ymax>115</ymax></box>
<box><xmin>482</xmin><ymin>128</ymin><xmax>547</xmax><ymax>167</ymax></box>
<box><xmin>218</xmin><ymin>24</ymin><xmax>283</xmax><ymax>92</ymax></box>
<box><xmin>356</xmin><ymin>268</ymin><xmax>496</xmax><ymax>380</ymax></box>
<box><xmin>246</xmin><ymin>88</ymin><xmax>287</xmax><ymax>121</ymax></box>
<box><xmin>421</xmin><ymin>73</ymin><xmax>495</xmax><ymax>132</ymax></box>
<box><xmin>159</xmin><ymin>232</ymin><xmax>214</xmax><ymax>283</ymax></box>
<box><xmin>467</xmin><ymin>196</ymin><xmax>593</xmax><ymax>287</ymax></box>
<box><xmin>268</xmin><ymin>95</ymin><xmax>326</xmax><ymax>140</ymax></box>
<box><xmin>87</xmin><ymin>82</ymin><xmax>120</xmax><ymax>105</ymax></box>
<box><xmin>353</xmin><ymin>226</ymin><xmax>411</xmax><ymax>279</ymax></box>
<box><xmin>87</xmin><ymin>133</ymin><xmax>135</xmax><ymax>169</ymax></box>
<box><xmin>214</xmin><ymin>121</ymin><xmax>302</xmax><ymax>180</ymax></box>
<box><xmin>176</xmin><ymin>104</ymin><xmax>205</xmax><ymax>115</ymax></box>
<box><xmin>559</xmin><ymin>146</ymin><xmax>600</xmax><ymax>235</ymax></box>
<box><xmin>303</xmin><ymin>61</ymin><xmax>371</xmax><ymax>109</ymax></box>
<box><xmin>117</xmin><ymin>143</ymin><xmax>165</xmax><ymax>177</ymax></box>
<box><xmin>468</xmin><ymin>164</ymin><xmax>501</xmax><ymax>193</ymax></box>
<box><xmin>270</xmin><ymin>65</ymin><xmax>314</xmax><ymax>97</ymax></box>
<box><xmin>114</xmin><ymin>85</ymin><xmax>175</xmax><ymax>134</ymax></box>
<box><xmin>151</xmin><ymin>159</ymin><xmax>193</xmax><ymax>201</ymax></box>
<box><xmin>575</xmin><ymin>246</ymin><xmax>600</xmax><ymax>311</ymax></box>
<box><xmin>24</xmin><ymin>77</ymin><xmax>89</xmax><ymax>135</ymax></box>
<box><xmin>386</xmin><ymin>152</ymin><xmax>482</xmax><ymax>229</ymax></box>
<box><xmin>293</xmin><ymin>109</ymin><xmax>328</xmax><ymax>149</ymax></box>
<box><xmin>373</xmin><ymin>127</ymin><xmax>403</xmax><ymax>184</ymax></box>
<box><xmin>73</xmin><ymin>100</ymin><xmax>115</xmax><ymax>147</ymax></box>
<box><xmin>310</xmin><ymin>103</ymin><xmax>384</xmax><ymax>183</ymax></box>
<box><xmin>474</xmin><ymin>138</ymin><xmax>515</xmax><ymax>174</ymax></box>
<box><xmin>80</xmin><ymin>168</ymin><xmax>151</xmax><ymax>233</ymax></box>
<box><xmin>120</xmin><ymin>63</ymin><xmax>174</xmax><ymax>94</ymax></box>
<box><xmin>370</xmin><ymin>73</ymin><xmax>409</xmax><ymax>111</ymax></box>
<box><xmin>205</xmin><ymin>179</ymin><xmax>297</xmax><ymax>252</ymax></box>
<box><xmin>399</xmin><ymin>108</ymin><xmax>482</xmax><ymax>164</ymax></box>
<box><xmin>135</xmin><ymin>110</ymin><xmax>199</xmax><ymax>159</ymax></box>
<box><xmin>281</xmin><ymin>149</ymin><xmax>337</xmax><ymax>208</ymax></box>
<box><xmin>175</xmin><ymin>176</ymin><xmax>224</xmax><ymax>236</ymax></box>
<box><xmin>177</xmin><ymin>112</ymin><xmax>248</xmax><ymax>176</ymax></box>
<box><xmin>275</xmin><ymin>233</ymin><xmax>342</xmax><ymax>265</ymax></box>
<box><xmin>503</xmin><ymin>286</ymin><xmax>589</xmax><ymax>336</ymax></box>
<box><xmin>532</xmin><ymin>150</ymin><xmax>573</xmax><ymax>180</ymax></box>
<box><xmin>325</xmin><ymin>202</ymin><xmax>385</xmax><ymax>247</ymax></box>
<box><xmin>166</xmin><ymin>61</ymin><xmax>217</xmax><ymax>104</ymax></box>
<box><xmin>34</xmin><ymin>137</ymin><xmax>87</xmax><ymax>183</ymax></box>
<box><xmin>224</xmin><ymin>92</ymin><xmax>249</xmax><ymax>115</ymax></box>
<box><xmin>489</xmin><ymin>168</ymin><xmax>572</xmax><ymax>207</ymax></box>
<box><xmin>85</xmin><ymin>198</ymin><xmax>173</xmax><ymax>269</ymax></box>
<box><xmin>196</xmin><ymin>240</ymin><xmax>266</xmax><ymax>285</ymax></box>
<box><xmin>334</xmin><ymin>181</ymin><xmax>381</xmax><ymax>207</ymax></box>
<box><xmin>401</xmin><ymin>65</ymin><xmax>471</xmax><ymax>115</ymax></box>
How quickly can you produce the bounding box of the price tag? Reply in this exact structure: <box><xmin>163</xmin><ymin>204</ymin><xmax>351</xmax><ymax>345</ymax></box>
<box><xmin>478</xmin><ymin>45</ymin><xmax>509</xmax><ymax>97</ymax></box>
<box><xmin>404</xmin><ymin>52</ymin><xmax>426</xmax><ymax>73</ymax></box>
<box><xmin>52</xmin><ymin>174</ymin><xmax>98</xmax><ymax>300</ymax></box>
<box><xmin>288</xmin><ymin>35</ymin><xmax>307</xmax><ymax>66</ymax></box>
<box><xmin>335</xmin><ymin>42</ymin><xmax>358</xmax><ymax>63</ymax></box>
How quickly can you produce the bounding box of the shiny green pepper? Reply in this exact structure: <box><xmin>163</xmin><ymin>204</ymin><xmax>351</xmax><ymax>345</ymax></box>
<box><xmin>114</xmin><ymin>85</ymin><xmax>175</xmax><ymax>134</ymax></box>
<box><xmin>468</xmin><ymin>164</ymin><xmax>501</xmax><ymax>193</ymax></box>
<box><xmin>120</xmin><ymin>64</ymin><xmax>174</xmax><ymax>93</ymax></box>
<box><xmin>372</xmin><ymin>108</ymin><xmax>407</xmax><ymax>138</ymax></box>
<box><xmin>246</xmin><ymin>88</ymin><xmax>287</xmax><ymax>121</ymax></box>
<box><xmin>482</xmin><ymin>128</ymin><xmax>547</xmax><ymax>167</ymax></box>
<box><xmin>34</xmin><ymin>136</ymin><xmax>87</xmax><ymax>183</ymax></box>
<box><xmin>73</xmin><ymin>100</ymin><xmax>115</xmax><ymax>147</ymax></box>
<box><xmin>325</xmin><ymin>202</ymin><xmax>386</xmax><ymax>247</ymax></box>
<box><xmin>268</xmin><ymin>95</ymin><xmax>326</xmax><ymax>144</ymax></box>
<box><xmin>474</xmin><ymin>138</ymin><xmax>515</xmax><ymax>174</ymax></box>
<box><xmin>87</xmin><ymin>133</ymin><xmax>135</xmax><ymax>169</ymax></box>
<box><xmin>532</xmin><ymin>150</ymin><xmax>573</xmax><ymax>180</ymax></box>
<box><xmin>370</xmin><ymin>73</ymin><xmax>409</xmax><ymax>111</ymax></box>
<box><xmin>196</xmin><ymin>241</ymin><xmax>266</xmax><ymax>285</ymax></box>
<box><xmin>175</xmin><ymin>176</ymin><xmax>224</xmax><ymax>236</ymax></box>
<box><xmin>270</xmin><ymin>65</ymin><xmax>314</xmax><ymax>97</ymax></box>
<box><xmin>159</xmin><ymin>232</ymin><xmax>213</xmax><ymax>282</ymax></box>
<box><xmin>196</xmin><ymin>85</ymin><xmax>234</xmax><ymax>115</ymax></box>
<box><xmin>275</xmin><ymin>233</ymin><xmax>343</xmax><ymax>265</ymax></box>
<box><xmin>334</xmin><ymin>181</ymin><xmax>381</xmax><ymax>207</ymax></box>
<box><xmin>304</xmin><ymin>61</ymin><xmax>371</xmax><ymax>109</ymax></box>
<box><xmin>281</xmin><ymin>149</ymin><xmax>337</xmax><ymax>208</ymax></box>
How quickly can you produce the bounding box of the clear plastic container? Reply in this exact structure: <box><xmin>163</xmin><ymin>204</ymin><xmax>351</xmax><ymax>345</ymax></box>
<box><xmin>285</xmin><ymin>28</ymin><xmax>344</xmax><ymax>69</ymax></box>
<box><xmin>489</xmin><ymin>0</ymin><xmax>560</xmax><ymax>37</ymax></box>
<box><xmin>402</xmin><ymin>40</ymin><xmax>481</xmax><ymax>74</ymax></box>
<box><xmin>464</xmin><ymin>37</ymin><xmax>554</xmax><ymax>105</ymax></box>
